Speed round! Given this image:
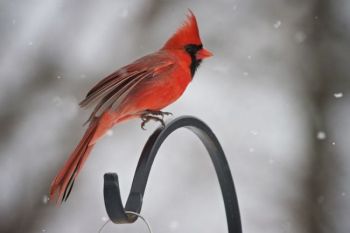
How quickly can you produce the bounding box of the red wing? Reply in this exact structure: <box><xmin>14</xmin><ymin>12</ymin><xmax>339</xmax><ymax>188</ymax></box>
<box><xmin>79</xmin><ymin>52</ymin><xmax>175</xmax><ymax>123</ymax></box>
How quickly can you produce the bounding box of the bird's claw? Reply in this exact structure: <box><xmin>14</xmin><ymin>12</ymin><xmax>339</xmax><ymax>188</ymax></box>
<box><xmin>140</xmin><ymin>110</ymin><xmax>171</xmax><ymax>130</ymax></box>
<box><xmin>144</xmin><ymin>110</ymin><xmax>172</xmax><ymax>119</ymax></box>
<box><xmin>141</xmin><ymin>115</ymin><xmax>165</xmax><ymax>130</ymax></box>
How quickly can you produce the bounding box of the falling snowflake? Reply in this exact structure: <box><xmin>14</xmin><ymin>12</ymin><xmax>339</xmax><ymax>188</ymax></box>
<box><xmin>42</xmin><ymin>195</ymin><xmax>49</xmax><ymax>204</ymax></box>
<box><xmin>106</xmin><ymin>130</ymin><xmax>114</xmax><ymax>136</ymax></box>
<box><xmin>333</xmin><ymin>92</ymin><xmax>343</xmax><ymax>98</ymax></box>
<box><xmin>273</xmin><ymin>20</ymin><xmax>281</xmax><ymax>29</ymax></box>
<box><xmin>243</xmin><ymin>71</ymin><xmax>249</xmax><ymax>76</ymax></box>
<box><xmin>101</xmin><ymin>216</ymin><xmax>108</xmax><ymax>222</ymax></box>
<box><xmin>248</xmin><ymin>148</ymin><xmax>255</xmax><ymax>153</ymax></box>
<box><xmin>317</xmin><ymin>131</ymin><xmax>326</xmax><ymax>140</ymax></box>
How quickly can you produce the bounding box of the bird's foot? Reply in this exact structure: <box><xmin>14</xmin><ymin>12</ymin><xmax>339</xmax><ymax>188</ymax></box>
<box><xmin>143</xmin><ymin>110</ymin><xmax>172</xmax><ymax>119</ymax></box>
<box><xmin>141</xmin><ymin>115</ymin><xmax>165</xmax><ymax>130</ymax></box>
<box><xmin>140</xmin><ymin>110</ymin><xmax>172</xmax><ymax>130</ymax></box>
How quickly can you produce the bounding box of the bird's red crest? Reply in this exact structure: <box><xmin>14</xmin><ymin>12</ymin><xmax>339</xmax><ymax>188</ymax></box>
<box><xmin>162</xmin><ymin>10</ymin><xmax>202</xmax><ymax>49</ymax></box>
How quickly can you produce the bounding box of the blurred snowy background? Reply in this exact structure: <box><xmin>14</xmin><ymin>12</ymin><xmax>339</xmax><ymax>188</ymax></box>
<box><xmin>0</xmin><ymin>0</ymin><xmax>349</xmax><ymax>232</ymax></box>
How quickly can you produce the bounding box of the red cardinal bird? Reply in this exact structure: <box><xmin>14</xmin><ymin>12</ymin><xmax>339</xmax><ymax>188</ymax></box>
<box><xmin>49</xmin><ymin>10</ymin><xmax>212</xmax><ymax>203</ymax></box>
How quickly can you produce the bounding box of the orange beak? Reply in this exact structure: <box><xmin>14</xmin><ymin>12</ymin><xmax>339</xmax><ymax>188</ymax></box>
<box><xmin>196</xmin><ymin>48</ymin><xmax>213</xmax><ymax>59</ymax></box>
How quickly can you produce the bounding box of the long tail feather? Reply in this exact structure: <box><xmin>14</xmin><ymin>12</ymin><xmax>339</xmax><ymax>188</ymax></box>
<box><xmin>49</xmin><ymin>118</ymin><xmax>99</xmax><ymax>204</ymax></box>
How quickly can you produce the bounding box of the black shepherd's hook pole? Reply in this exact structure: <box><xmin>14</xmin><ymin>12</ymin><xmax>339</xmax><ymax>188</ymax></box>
<box><xmin>103</xmin><ymin>116</ymin><xmax>242</xmax><ymax>233</ymax></box>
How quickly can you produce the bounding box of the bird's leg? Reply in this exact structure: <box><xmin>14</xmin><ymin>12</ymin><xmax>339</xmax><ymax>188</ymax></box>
<box><xmin>140</xmin><ymin>110</ymin><xmax>172</xmax><ymax>130</ymax></box>
<box><xmin>140</xmin><ymin>114</ymin><xmax>165</xmax><ymax>130</ymax></box>
<box><xmin>144</xmin><ymin>109</ymin><xmax>173</xmax><ymax>119</ymax></box>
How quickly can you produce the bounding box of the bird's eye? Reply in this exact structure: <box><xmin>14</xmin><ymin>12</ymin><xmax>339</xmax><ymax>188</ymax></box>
<box><xmin>185</xmin><ymin>44</ymin><xmax>203</xmax><ymax>55</ymax></box>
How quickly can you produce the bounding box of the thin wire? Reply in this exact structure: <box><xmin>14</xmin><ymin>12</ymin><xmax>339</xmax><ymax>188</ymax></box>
<box><xmin>98</xmin><ymin>219</ymin><xmax>110</xmax><ymax>233</ymax></box>
<box><xmin>97</xmin><ymin>211</ymin><xmax>152</xmax><ymax>233</ymax></box>
<box><xmin>125</xmin><ymin>211</ymin><xmax>153</xmax><ymax>233</ymax></box>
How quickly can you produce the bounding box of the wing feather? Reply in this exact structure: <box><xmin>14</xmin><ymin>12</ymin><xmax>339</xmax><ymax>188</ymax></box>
<box><xmin>92</xmin><ymin>71</ymin><xmax>150</xmax><ymax>119</ymax></box>
<box><xmin>79</xmin><ymin>70</ymin><xmax>139</xmax><ymax>108</ymax></box>
<box><xmin>80</xmin><ymin>52</ymin><xmax>175</xmax><ymax>124</ymax></box>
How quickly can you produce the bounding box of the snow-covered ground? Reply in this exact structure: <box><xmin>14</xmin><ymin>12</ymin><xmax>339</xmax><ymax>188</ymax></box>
<box><xmin>0</xmin><ymin>1</ymin><xmax>349</xmax><ymax>233</ymax></box>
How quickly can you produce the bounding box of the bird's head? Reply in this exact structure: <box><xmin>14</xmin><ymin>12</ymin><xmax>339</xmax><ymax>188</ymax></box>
<box><xmin>162</xmin><ymin>10</ymin><xmax>213</xmax><ymax>77</ymax></box>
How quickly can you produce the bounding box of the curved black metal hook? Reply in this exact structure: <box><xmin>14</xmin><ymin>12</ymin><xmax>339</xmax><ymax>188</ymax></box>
<box><xmin>103</xmin><ymin>116</ymin><xmax>242</xmax><ymax>233</ymax></box>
